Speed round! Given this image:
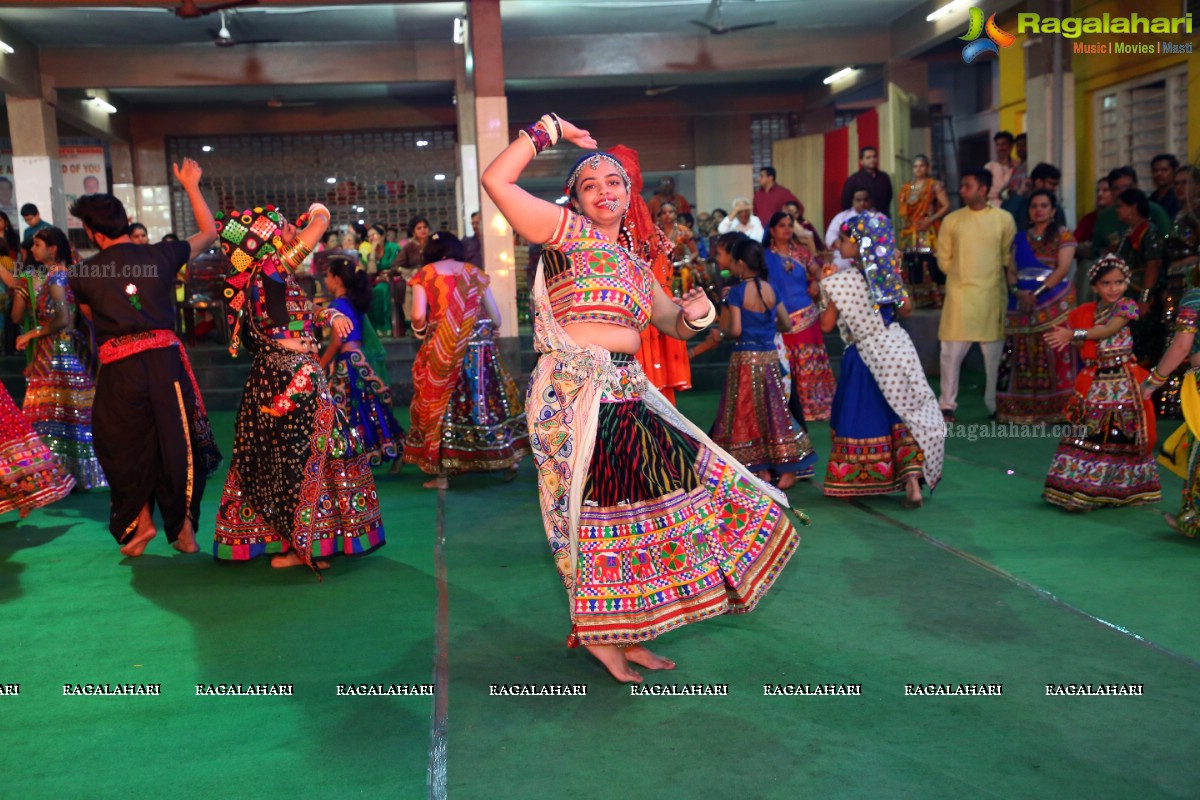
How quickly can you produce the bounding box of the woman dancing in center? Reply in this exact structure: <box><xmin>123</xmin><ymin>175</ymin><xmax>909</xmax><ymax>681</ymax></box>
<box><xmin>482</xmin><ymin>113</ymin><xmax>805</xmax><ymax>683</ymax></box>
<box><xmin>213</xmin><ymin>203</ymin><xmax>385</xmax><ymax>572</ymax></box>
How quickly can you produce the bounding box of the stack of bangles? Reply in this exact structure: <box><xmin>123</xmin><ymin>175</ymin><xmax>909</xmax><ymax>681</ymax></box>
<box><xmin>411</xmin><ymin>322</ymin><xmax>428</xmax><ymax>340</ymax></box>
<box><xmin>520</xmin><ymin>113</ymin><xmax>563</xmax><ymax>157</ymax></box>
<box><xmin>681</xmin><ymin>300</ymin><xmax>717</xmax><ymax>332</ymax></box>
<box><xmin>1072</xmin><ymin>328</ymin><xmax>1089</xmax><ymax>341</ymax></box>
<box><xmin>1146</xmin><ymin>366</ymin><xmax>1169</xmax><ymax>388</ymax></box>
<box><xmin>281</xmin><ymin>203</ymin><xmax>331</xmax><ymax>269</ymax></box>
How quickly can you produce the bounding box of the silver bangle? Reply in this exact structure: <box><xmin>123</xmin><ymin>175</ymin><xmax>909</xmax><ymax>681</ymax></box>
<box><xmin>1073</xmin><ymin>328</ymin><xmax>1088</xmax><ymax>341</ymax></box>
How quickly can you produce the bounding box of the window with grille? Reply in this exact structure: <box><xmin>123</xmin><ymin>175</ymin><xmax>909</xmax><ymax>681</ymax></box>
<box><xmin>751</xmin><ymin>113</ymin><xmax>798</xmax><ymax>175</ymax></box>
<box><xmin>1093</xmin><ymin>66</ymin><xmax>1188</xmax><ymax>182</ymax></box>
<box><xmin>165</xmin><ymin>129</ymin><xmax>458</xmax><ymax>238</ymax></box>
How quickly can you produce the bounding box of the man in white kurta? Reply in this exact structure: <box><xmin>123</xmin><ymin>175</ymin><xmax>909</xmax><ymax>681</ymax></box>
<box><xmin>936</xmin><ymin>169</ymin><xmax>1017</xmax><ymax>420</ymax></box>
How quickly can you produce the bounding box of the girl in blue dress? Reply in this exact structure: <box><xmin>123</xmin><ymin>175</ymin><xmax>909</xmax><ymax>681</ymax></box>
<box><xmin>320</xmin><ymin>258</ymin><xmax>404</xmax><ymax>467</ymax></box>
<box><xmin>709</xmin><ymin>238</ymin><xmax>816</xmax><ymax>489</ymax></box>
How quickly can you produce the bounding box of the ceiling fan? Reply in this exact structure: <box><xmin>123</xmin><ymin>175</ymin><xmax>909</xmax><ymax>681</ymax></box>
<box><xmin>175</xmin><ymin>0</ymin><xmax>259</xmax><ymax>19</ymax></box>
<box><xmin>690</xmin><ymin>0</ymin><xmax>777</xmax><ymax>35</ymax></box>
<box><xmin>210</xmin><ymin>10</ymin><xmax>280</xmax><ymax>47</ymax></box>
<box><xmin>266</xmin><ymin>97</ymin><xmax>318</xmax><ymax>109</ymax></box>
<box><xmin>644</xmin><ymin>84</ymin><xmax>679</xmax><ymax>96</ymax></box>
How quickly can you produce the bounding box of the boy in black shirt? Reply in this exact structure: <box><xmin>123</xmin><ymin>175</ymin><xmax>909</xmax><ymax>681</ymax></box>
<box><xmin>69</xmin><ymin>158</ymin><xmax>219</xmax><ymax>557</ymax></box>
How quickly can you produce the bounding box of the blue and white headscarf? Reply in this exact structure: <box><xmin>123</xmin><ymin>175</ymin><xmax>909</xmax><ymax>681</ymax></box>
<box><xmin>841</xmin><ymin>213</ymin><xmax>908</xmax><ymax>308</ymax></box>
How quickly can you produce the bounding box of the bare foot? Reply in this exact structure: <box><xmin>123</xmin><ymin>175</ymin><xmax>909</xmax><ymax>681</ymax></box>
<box><xmin>120</xmin><ymin>510</ymin><xmax>158</xmax><ymax>558</ymax></box>
<box><xmin>1165</xmin><ymin>514</ymin><xmax>1181</xmax><ymax>533</ymax></box>
<box><xmin>900</xmin><ymin>476</ymin><xmax>923</xmax><ymax>508</ymax></box>
<box><xmin>388</xmin><ymin>459</ymin><xmax>403</xmax><ymax>475</ymax></box>
<box><xmin>585</xmin><ymin>644</ymin><xmax>643</xmax><ymax>683</ymax></box>
<box><xmin>624</xmin><ymin>644</ymin><xmax>675</xmax><ymax>671</ymax></box>
<box><xmin>776</xmin><ymin>473</ymin><xmax>797</xmax><ymax>491</ymax></box>
<box><xmin>423</xmin><ymin>476</ymin><xmax>448</xmax><ymax>490</ymax></box>
<box><xmin>502</xmin><ymin>465</ymin><xmax>519</xmax><ymax>483</ymax></box>
<box><xmin>756</xmin><ymin>470</ymin><xmax>772</xmax><ymax>483</ymax></box>
<box><xmin>270</xmin><ymin>552</ymin><xmax>331</xmax><ymax>570</ymax></box>
<box><xmin>171</xmin><ymin>519</ymin><xmax>200</xmax><ymax>554</ymax></box>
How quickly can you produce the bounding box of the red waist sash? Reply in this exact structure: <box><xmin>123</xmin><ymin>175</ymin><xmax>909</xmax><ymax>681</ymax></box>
<box><xmin>98</xmin><ymin>330</ymin><xmax>209</xmax><ymax>417</ymax></box>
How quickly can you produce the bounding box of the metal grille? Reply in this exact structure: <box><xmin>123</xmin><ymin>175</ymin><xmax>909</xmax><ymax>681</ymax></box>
<box><xmin>751</xmin><ymin>113</ymin><xmax>797</xmax><ymax>175</ymax></box>
<box><xmin>166</xmin><ymin>129</ymin><xmax>458</xmax><ymax>237</ymax></box>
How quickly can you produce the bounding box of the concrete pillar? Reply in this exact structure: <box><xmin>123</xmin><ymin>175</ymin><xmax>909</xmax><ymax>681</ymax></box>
<box><xmin>1022</xmin><ymin>0</ymin><xmax>1074</xmax><ymax>223</ymax></box>
<box><xmin>130</xmin><ymin>129</ymin><xmax>172</xmax><ymax>241</ymax></box>
<box><xmin>454</xmin><ymin>40</ymin><xmax>479</xmax><ymax>242</ymax></box>
<box><xmin>108</xmin><ymin>141</ymin><xmax>138</xmax><ymax>229</ymax></box>
<box><xmin>466</xmin><ymin>0</ymin><xmax>516</xmax><ymax>338</ymax></box>
<box><xmin>5</xmin><ymin>95</ymin><xmax>65</xmax><ymax>237</ymax></box>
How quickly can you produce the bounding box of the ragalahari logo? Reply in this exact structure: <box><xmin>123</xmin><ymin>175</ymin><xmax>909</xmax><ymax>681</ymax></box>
<box><xmin>961</xmin><ymin>8</ymin><xmax>1016</xmax><ymax>62</ymax></box>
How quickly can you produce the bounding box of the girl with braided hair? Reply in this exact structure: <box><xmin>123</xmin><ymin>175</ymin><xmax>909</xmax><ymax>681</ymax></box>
<box><xmin>709</xmin><ymin>237</ymin><xmax>816</xmax><ymax>488</ymax></box>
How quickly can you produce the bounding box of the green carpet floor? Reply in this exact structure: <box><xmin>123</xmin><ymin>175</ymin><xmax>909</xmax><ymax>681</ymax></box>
<box><xmin>2</xmin><ymin>375</ymin><xmax>1199</xmax><ymax>798</ymax></box>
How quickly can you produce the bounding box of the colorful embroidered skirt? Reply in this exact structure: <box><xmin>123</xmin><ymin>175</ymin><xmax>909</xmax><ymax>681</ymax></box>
<box><xmin>996</xmin><ymin>287</ymin><xmax>1076</xmax><ymax>424</ymax></box>
<box><xmin>328</xmin><ymin>348</ymin><xmax>403</xmax><ymax>467</ymax></box>
<box><xmin>535</xmin><ymin>353</ymin><xmax>801</xmax><ymax>647</ymax></box>
<box><xmin>824</xmin><ymin>344</ymin><xmax>924</xmax><ymax>496</ymax></box>
<box><xmin>709</xmin><ymin>349</ymin><xmax>817</xmax><ymax>477</ymax></box>
<box><xmin>0</xmin><ymin>382</ymin><xmax>74</xmax><ymax>516</ymax></box>
<box><xmin>22</xmin><ymin>343</ymin><xmax>107</xmax><ymax>490</ymax></box>
<box><xmin>404</xmin><ymin>321</ymin><xmax>529</xmax><ymax>475</ymax></box>
<box><xmin>1043</xmin><ymin>365</ymin><xmax>1161</xmax><ymax>511</ymax></box>
<box><xmin>214</xmin><ymin>344</ymin><xmax>385</xmax><ymax>564</ymax></box>
<box><xmin>780</xmin><ymin>306</ymin><xmax>836</xmax><ymax>422</ymax></box>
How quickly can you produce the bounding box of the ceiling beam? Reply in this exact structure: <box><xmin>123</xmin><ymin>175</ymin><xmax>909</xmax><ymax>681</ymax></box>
<box><xmin>38</xmin><ymin>40</ymin><xmax>457</xmax><ymax>90</ymax></box>
<box><xmin>36</xmin><ymin>23</ymin><xmax>889</xmax><ymax>93</ymax></box>
<box><xmin>0</xmin><ymin>16</ymin><xmax>42</xmax><ymax>97</ymax></box>
<box><xmin>505</xmin><ymin>28</ymin><xmax>891</xmax><ymax>81</ymax></box>
<box><xmin>128</xmin><ymin>100</ymin><xmax>456</xmax><ymax>138</ymax></box>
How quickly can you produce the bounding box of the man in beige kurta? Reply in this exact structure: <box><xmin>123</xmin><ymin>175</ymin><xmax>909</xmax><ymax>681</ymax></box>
<box><xmin>937</xmin><ymin>169</ymin><xmax>1017</xmax><ymax>420</ymax></box>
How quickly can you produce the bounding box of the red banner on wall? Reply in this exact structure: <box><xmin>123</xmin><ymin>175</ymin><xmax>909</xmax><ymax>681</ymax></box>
<box><xmin>823</xmin><ymin>125</ymin><xmax>849</xmax><ymax>229</ymax></box>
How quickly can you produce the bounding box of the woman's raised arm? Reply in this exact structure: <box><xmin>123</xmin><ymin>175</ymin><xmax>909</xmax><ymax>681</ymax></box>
<box><xmin>481</xmin><ymin>115</ymin><xmax>596</xmax><ymax>246</ymax></box>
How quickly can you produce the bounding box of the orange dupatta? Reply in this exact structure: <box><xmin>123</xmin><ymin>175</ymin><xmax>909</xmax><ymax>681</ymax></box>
<box><xmin>406</xmin><ymin>265</ymin><xmax>487</xmax><ymax>473</ymax></box>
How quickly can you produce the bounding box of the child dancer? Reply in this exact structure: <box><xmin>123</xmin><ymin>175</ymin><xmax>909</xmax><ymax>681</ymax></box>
<box><xmin>1043</xmin><ymin>255</ymin><xmax>1161</xmax><ymax>510</ymax></box>
<box><xmin>819</xmin><ymin>214</ymin><xmax>944</xmax><ymax>507</ymax></box>
<box><xmin>709</xmin><ymin>238</ymin><xmax>817</xmax><ymax>489</ymax></box>
<box><xmin>320</xmin><ymin>257</ymin><xmax>404</xmax><ymax>467</ymax></box>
